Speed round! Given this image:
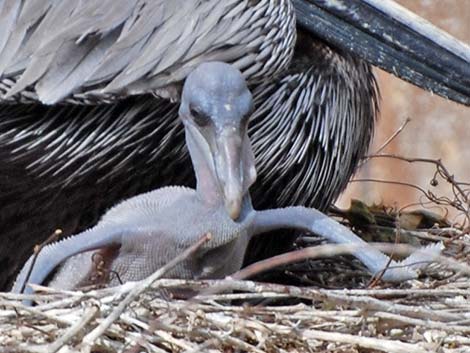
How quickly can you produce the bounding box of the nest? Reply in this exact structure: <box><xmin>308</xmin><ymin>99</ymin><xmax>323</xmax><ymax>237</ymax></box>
<box><xmin>1</xmin><ymin>210</ymin><xmax>469</xmax><ymax>353</ymax></box>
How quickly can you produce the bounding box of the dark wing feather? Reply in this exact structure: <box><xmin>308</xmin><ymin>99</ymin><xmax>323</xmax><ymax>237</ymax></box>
<box><xmin>249</xmin><ymin>34</ymin><xmax>379</xmax><ymax>210</ymax></box>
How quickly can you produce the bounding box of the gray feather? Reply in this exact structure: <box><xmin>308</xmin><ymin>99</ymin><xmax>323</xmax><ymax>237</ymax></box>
<box><xmin>1</xmin><ymin>0</ymin><xmax>295</xmax><ymax>104</ymax></box>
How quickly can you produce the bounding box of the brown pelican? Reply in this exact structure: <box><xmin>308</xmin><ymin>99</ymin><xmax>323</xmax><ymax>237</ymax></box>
<box><xmin>0</xmin><ymin>0</ymin><xmax>468</xmax><ymax>290</ymax></box>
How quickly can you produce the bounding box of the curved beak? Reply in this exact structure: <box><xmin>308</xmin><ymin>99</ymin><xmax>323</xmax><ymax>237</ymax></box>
<box><xmin>294</xmin><ymin>0</ymin><xmax>470</xmax><ymax>106</ymax></box>
<box><xmin>215</xmin><ymin>128</ymin><xmax>244</xmax><ymax>220</ymax></box>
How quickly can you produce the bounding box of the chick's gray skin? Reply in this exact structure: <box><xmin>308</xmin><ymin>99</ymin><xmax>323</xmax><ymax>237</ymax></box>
<box><xmin>12</xmin><ymin>62</ymin><xmax>440</xmax><ymax>301</ymax></box>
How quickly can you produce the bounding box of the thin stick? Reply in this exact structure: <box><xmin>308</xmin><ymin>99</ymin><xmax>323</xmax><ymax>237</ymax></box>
<box><xmin>368</xmin><ymin>154</ymin><xmax>469</xmax><ymax>202</ymax></box>
<box><xmin>368</xmin><ymin>212</ymin><xmax>402</xmax><ymax>287</ymax></box>
<box><xmin>301</xmin><ymin>329</ymin><xmax>428</xmax><ymax>353</ymax></box>
<box><xmin>375</xmin><ymin>311</ymin><xmax>470</xmax><ymax>334</ymax></box>
<box><xmin>46</xmin><ymin>305</ymin><xmax>99</xmax><ymax>353</ymax></box>
<box><xmin>330</xmin><ymin>288</ymin><xmax>470</xmax><ymax>297</ymax></box>
<box><xmin>183</xmin><ymin>339</ymin><xmax>219</xmax><ymax>353</ymax></box>
<box><xmin>229</xmin><ymin>244</ymin><xmax>365</xmax><ymax>280</ymax></box>
<box><xmin>376</xmin><ymin>118</ymin><xmax>411</xmax><ymax>154</ymax></box>
<box><xmin>19</xmin><ymin>229</ymin><xmax>63</xmax><ymax>295</ymax></box>
<box><xmin>154</xmin><ymin>321</ymin><xmax>266</xmax><ymax>353</ymax></box>
<box><xmin>0</xmin><ymin>299</ymin><xmax>73</xmax><ymax>326</ymax></box>
<box><xmin>157</xmin><ymin>278</ymin><xmax>465</xmax><ymax>322</ymax></box>
<box><xmin>80</xmin><ymin>233</ymin><xmax>212</xmax><ymax>352</ymax></box>
<box><xmin>228</xmin><ymin>243</ymin><xmax>431</xmax><ymax>281</ymax></box>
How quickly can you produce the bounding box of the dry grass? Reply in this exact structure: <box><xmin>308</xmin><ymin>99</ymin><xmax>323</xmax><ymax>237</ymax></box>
<box><xmin>0</xmin><ymin>220</ymin><xmax>469</xmax><ymax>353</ymax></box>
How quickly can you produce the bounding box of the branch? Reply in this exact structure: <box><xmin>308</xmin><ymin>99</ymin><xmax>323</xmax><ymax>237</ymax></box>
<box><xmin>79</xmin><ymin>233</ymin><xmax>212</xmax><ymax>353</ymax></box>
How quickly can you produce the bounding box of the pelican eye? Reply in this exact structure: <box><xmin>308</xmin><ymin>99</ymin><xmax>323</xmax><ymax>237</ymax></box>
<box><xmin>190</xmin><ymin>105</ymin><xmax>211</xmax><ymax>127</ymax></box>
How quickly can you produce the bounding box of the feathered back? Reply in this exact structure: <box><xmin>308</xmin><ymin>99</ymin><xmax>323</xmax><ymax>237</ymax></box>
<box><xmin>0</xmin><ymin>0</ymin><xmax>295</xmax><ymax>104</ymax></box>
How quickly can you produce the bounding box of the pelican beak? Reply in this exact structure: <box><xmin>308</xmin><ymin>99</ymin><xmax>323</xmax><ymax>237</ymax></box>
<box><xmin>211</xmin><ymin>123</ymin><xmax>256</xmax><ymax>221</ymax></box>
<box><xmin>294</xmin><ymin>0</ymin><xmax>470</xmax><ymax>106</ymax></box>
<box><xmin>184</xmin><ymin>121</ymin><xmax>256</xmax><ymax>221</ymax></box>
<box><xmin>215</xmin><ymin>127</ymin><xmax>244</xmax><ymax>220</ymax></box>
